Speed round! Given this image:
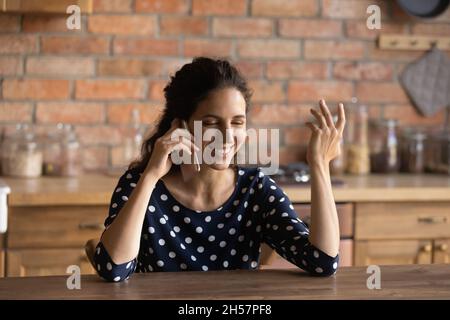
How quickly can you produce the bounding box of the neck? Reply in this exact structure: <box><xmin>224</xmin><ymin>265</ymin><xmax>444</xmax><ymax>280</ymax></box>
<box><xmin>178</xmin><ymin>165</ymin><xmax>235</xmax><ymax>194</ymax></box>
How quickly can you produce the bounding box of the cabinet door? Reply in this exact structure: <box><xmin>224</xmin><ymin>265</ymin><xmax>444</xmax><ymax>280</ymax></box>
<box><xmin>7</xmin><ymin>249</ymin><xmax>95</xmax><ymax>277</ymax></box>
<box><xmin>0</xmin><ymin>250</ymin><xmax>4</xmax><ymax>277</ymax></box>
<box><xmin>354</xmin><ymin>240</ymin><xmax>433</xmax><ymax>266</ymax></box>
<box><xmin>433</xmin><ymin>239</ymin><xmax>450</xmax><ymax>264</ymax></box>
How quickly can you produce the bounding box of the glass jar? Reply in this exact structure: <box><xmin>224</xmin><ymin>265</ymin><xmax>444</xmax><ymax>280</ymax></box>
<box><xmin>425</xmin><ymin>129</ymin><xmax>450</xmax><ymax>174</ymax></box>
<box><xmin>43</xmin><ymin>123</ymin><xmax>64</xmax><ymax>176</ymax></box>
<box><xmin>400</xmin><ymin>128</ymin><xmax>427</xmax><ymax>173</ymax></box>
<box><xmin>123</xmin><ymin>108</ymin><xmax>143</xmax><ymax>164</ymax></box>
<box><xmin>369</xmin><ymin>119</ymin><xmax>400</xmax><ymax>173</ymax></box>
<box><xmin>2</xmin><ymin>124</ymin><xmax>43</xmax><ymax>178</ymax></box>
<box><xmin>345</xmin><ymin>98</ymin><xmax>370</xmax><ymax>175</ymax></box>
<box><xmin>60</xmin><ymin>124</ymin><xmax>82</xmax><ymax>176</ymax></box>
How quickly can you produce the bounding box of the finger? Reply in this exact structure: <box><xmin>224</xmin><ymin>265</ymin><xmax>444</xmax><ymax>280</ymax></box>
<box><xmin>319</xmin><ymin>99</ymin><xmax>335</xmax><ymax>128</ymax></box>
<box><xmin>336</xmin><ymin>103</ymin><xmax>346</xmax><ymax>132</ymax></box>
<box><xmin>305</xmin><ymin>121</ymin><xmax>320</xmax><ymax>133</ymax></box>
<box><xmin>166</xmin><ymin>127</ymin><xmax>195</xmax><ymax>144</ymax></box>
<box><xmin>166</xmin><ymin>141</ymin><xmax>192</xmax><ymax>156</ymax></box>
<box><xmin>310</xmin><ymin>108</ymin><xmax>327</xmax><ymax>129</ymax></box>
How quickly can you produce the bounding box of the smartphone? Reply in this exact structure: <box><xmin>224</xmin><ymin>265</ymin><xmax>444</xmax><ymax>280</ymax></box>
<box><xmin>182</xmin><ymin>120</ymin><xmax>200</xmax><ymax>172</ymax></box>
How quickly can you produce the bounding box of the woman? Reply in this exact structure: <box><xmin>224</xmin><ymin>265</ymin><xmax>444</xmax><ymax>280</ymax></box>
<box><xmin>94</xmin><ymin>57</ymin><xmax>345</xmax><ymax>282</ymax></box>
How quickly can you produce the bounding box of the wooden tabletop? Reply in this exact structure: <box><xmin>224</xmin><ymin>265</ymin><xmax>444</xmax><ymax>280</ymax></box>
<box><xmin>0</xmin><ymin>264</ymin><xmax>449</xmax><ymax>299</ymax></box>
<box><xmin>3</xmin><ymin>173</ymin><xmax>450</xmax><ymax>206</ymax></box>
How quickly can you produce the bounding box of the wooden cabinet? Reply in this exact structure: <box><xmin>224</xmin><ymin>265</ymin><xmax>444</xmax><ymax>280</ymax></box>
<box><xmin>2</xmin><ymin>0</ymin><xmax>93</xmax><ymax>13</ymax></box>
<box><xmin>354</xmin><ymin>202</ymin><xmax>450</xmax><ymax>266</ymax></box>
<box><xmin>5</xmin><ymin>205</ymin><xmax>106</xmax><ymax>276</ymax></box>
<box><xmin>0</xmin><ymin>250</ymin><xmax>4</xmax><ymax>277</ymax></box>
<box><xmin>7</xmin><ymin>249</ymin><xmax>94</xmax><ymax>277</ymax></box>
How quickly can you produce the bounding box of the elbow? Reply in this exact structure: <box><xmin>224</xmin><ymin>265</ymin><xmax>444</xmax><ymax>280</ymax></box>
<box><xmin>296</xmin><ymin>255</ymin><xmax>339</xmax><ymax>277</ymax></box>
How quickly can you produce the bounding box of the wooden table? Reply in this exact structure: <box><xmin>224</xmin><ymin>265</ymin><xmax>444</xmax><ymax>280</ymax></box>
<box><xmin>0</xmin><ymin>264</ymin><xmax>449</xmax><ymax>299</ymax></box>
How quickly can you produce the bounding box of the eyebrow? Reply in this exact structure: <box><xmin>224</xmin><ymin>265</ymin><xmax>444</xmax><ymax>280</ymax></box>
<box><xmin>202</xmin><ymin>114</ymin><xmax>246</xmax><ymax>119</ymax></box>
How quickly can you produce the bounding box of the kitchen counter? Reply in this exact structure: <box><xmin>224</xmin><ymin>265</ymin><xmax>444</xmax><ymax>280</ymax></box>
<box><xmin>3</xmin><ymin>173</ymin><xmax>450</xmax><ymax>206</ymax></box>
<box><xmin>0</xmin><ymin>264</ymin><xmax>449</xmax><ymax>299</ymax></box>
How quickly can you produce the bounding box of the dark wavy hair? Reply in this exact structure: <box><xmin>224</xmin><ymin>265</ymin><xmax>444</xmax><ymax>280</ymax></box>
<box><xmin>129</xmin><ymin>57</ymin><xmax>252</xmax><ymax>172</ymax></box>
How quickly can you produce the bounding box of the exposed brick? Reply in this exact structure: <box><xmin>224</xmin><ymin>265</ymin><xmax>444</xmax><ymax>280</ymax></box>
<box><xmin>279</xmin><ymin>19</ymin><xmax>342</xmax><ymax>38</ymax></box>
<box><xmin>160</xmin><ymin>16</ymin><xmax>208</xmax><ymax>36</ymax></box>
<box><xmin>193</xmin><ymin>0</ymin><xmax>247</xmax><ymax>16</ymax></box>
<box><xmin>249</xmin><ymin>104</ymin><xmax>311</xmax><ymax>125</ymax></box>
<box><xmin>0</xmin><ymin>14</ymin><xmax>21</xmax><ymax>32</ymax></box>
<box><xmin>322</xmin><ymin>0</ymin><xmax>388</xmax><ymax>18</ymax></box>
<box><xmin>83</xmin><ymin>146</ymin><xmax>109</xmax><ymax>171</ymax></box>
<box><xmin>0</xmin><ymin>35</ymin><xmax>37</xmax><ymax>54</ymax></box>
<box><xmin>345</xmin><ymin>21</ymin><xmax>408</xmax><ymax>40</ymax></box>
<box><xmin>41</xmin><ymin>35</ymin><xmax>110</xmax><ymax>54</ymax></box>
<box><xmin>304</xmin><ymin>40</ymin><xmax>365</xmax><ymax>60</ymax></box>
<box><xmin>36</xmin><ymin>102</ymin><xmax>104</xmax><ymax>124</ymax></box>
<box><xmin>235</xmin><ymin>61</ymin><xmax>264</xmax><ymax>79</ymax></box>
<box><xmin>356</xmin><ymin>82</ymin><xmax>409</xmax><ymax>103</ymax></box>
<box><xmin>279</xmin><ymin>145</ymin><xmax>307</xmax><ymax>164</ymax></box>
<box><xmin>26</xmin><ymin>57</ymin><xmax>94</xmax><ymax>76</ymax></box>
<box><xmin>183</xmin><ymin>39</ymin><xmax>233</xmax><ymax>58</ymax></box>
<box><xmin>284</xmin><ymin>126</ymin><xmax>311</xmax><ymax>145</ymax></box>
<box><xmin>76</xmin><ymin>125</ymin><xmax>123</xmax><ymax>145</ymax></box>
<box><xmin>213</xmin><ymin>18</ymin><xmax>273</xmax><ymax>37</ymax></box>
<box><xmin>93</xmin><ymin>0</ymin><xmax>133</xmax><ymax>12</ymax></box>
<box><xmin>97</xmin><ymin>58</ymin><xmax>165</xmax><ymax>77</ymax></box>
<box><xmin>107</xmin><ymin>103</ymin><xmax>164</xmax><ymax>124</ymax></box>
<box><xmin>383</xmin><ymin>104</ymin><xmax>447</xmax><ymax>126</ymax></box>
<box><xmin>114</xmin><ymin>38</ymin><xmax>178</xmax><ymax>56</ymax></box>
<box><xmin>238</xmin><ymin>40</ymin><xmax>300</xmax><ymax>59</ymax></box>
<box><xmin>0</xmin><ymin>103</ymin><xmax>33</xmax><ymax>122</ymax></box>
<box><xmin>148</xmin><ymin>80</ymin><xmax>167</xmax><ymax>101</ymax></box>
<box><xmin>0</xmin><ymin>57</ymin><xmax>23</xmax><ymax>76</ymax></box>
<box><xmin>252</xmin><ymin>0</ymin><xmax>318</xmax><ymax>17</ymax></box>
<box><xmin>23</xmin><ymin>16</ymin><xmax>71</xmax><ymax>32</ymax></box>
<box><xmin>333</xmin><ymin>62</ymin><xmax>393</xmax><ymax>81</ymax></box>
<box><xmin>249</xmin><ymin>81</ymin><xmax>285</xmax><ymax>103</ymax></box>
<box><xmin>266</xmin><ymin>61</ymin><xmax>327</xmax><ymax>80</ymax></box>
<box><xmin>411</xmin><ymin>23</ymin><xmax>450</xmax><ymax>36</ymax></box>
<box><xmin>76</xmin><ymin>80</ymin><xmax>146</xmax><ymax>100</ymax></box>
<box><xmin>136</xmin><ymin>0</ymin><xmax>188</xmax><ymax>13</ymax></box>
<box><xmin>88</xmin><ymin>15</ymin><xmax>156</xmax><ymax>35</ymax></box>
<box><xmin>3</xmin><ymin>79</ymin><xmax>70</xmax><ymax>100</ymax></box>
<box><xmin>164</xmin><ymin>58</ymin><xmax>192</xmax><ymax>76</ymax></box>
<box><xmin>288</xmin><ymin>81</ymin><xmax>353</xmax><ymax>102</ymax></box>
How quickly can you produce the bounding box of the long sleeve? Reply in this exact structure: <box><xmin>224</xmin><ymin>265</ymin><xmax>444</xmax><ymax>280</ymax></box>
<box><xmin>258</xmin><ymin>172</ymin><xmax>339</xmax><ymax>276</ymax></box>
<box><xmin>93</xmin><ymin>169</ymin><xmax>140</xmax><ymax>282</ymax></box>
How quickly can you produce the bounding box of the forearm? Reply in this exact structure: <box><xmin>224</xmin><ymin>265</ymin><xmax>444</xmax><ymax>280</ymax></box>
<box><xmin>101</xmin><ymin>172</ymin><xmax>158</xmax><ymax>264</ymax></box>
<box><xmin>308</xmin><ymin>161</ymin><xmax>340</xmax><ymax>257</ymax></box>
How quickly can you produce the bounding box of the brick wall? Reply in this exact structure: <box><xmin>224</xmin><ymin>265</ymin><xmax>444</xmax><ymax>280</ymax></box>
<box><xmin>0</xmin><ymin>0</ymin><xmax>449</xmax><ymax>170</ymax></box>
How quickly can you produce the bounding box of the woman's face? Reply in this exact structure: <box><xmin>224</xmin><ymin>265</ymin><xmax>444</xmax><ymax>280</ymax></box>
<box><xmin>188</xmin><ymin>87</ymin><xmax>247</xmax><ymax>171</ymax></box>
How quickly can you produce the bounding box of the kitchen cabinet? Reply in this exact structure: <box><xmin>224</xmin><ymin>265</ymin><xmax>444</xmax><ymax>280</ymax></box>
<box><xmin>7</xmin><ymin>248</ymin><xmax>94</xmax><ymax>277</ymax></box>
<box><xmin>0</xmin><ymin>235</ymin><xmax>4</xmax><ymax>277</ymax></box>
<box><xmin>6</xmin><ymin>205</ymin><xmax>106</xmax><ymax>276</ymax></box>
<box><xmin>1</xmin><ymin>0</ymin><xmax>93</xmax><ymax>14</ymax></box>
<box><xmin>354</xmin><ymin>202</ymin><xmax>450</xmax><ymax>266</ymax></box>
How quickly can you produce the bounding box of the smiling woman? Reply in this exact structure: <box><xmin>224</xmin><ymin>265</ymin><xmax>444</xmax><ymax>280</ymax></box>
<box><xmin>94</xmin><ymin>57</ymin><xmax>343</xmax><ymax>282</ymax></box>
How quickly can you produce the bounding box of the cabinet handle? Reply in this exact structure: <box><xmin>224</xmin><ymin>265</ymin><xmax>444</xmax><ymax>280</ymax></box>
<box><xmin>421</xmin><ymin>244</ymin><xmax>432</xmax><ymax>252</ymax></box>
<box><xmin>417</xmin><ymin>216</ymin><xmax>447</xmax><ymax>224</ymax></box>
<box><xmin>78</xmin><ymin>222</ymin><xmax>103</xmax><ymax>230</ymax></box>
<box><xmin>438</xmin><ymin>244</ymin><xmax>448</xmax><ymax>251</ymax></box>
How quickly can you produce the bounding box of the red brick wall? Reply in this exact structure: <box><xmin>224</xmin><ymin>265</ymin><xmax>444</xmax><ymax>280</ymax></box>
<box><xmin>0</xmin><ymin>0</ymin><xmax>449</xmax><ymax>170</ymax></box>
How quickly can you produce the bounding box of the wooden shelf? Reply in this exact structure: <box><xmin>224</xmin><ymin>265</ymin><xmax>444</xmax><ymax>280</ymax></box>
<box><xmin>2</xmin><ymin>0</ymin><xmax>92</xmax><ymax>14</ymax></box>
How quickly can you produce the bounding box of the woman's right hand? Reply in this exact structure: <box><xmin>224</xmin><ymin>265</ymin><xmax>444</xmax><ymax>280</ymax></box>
<box><xmin>143</xmin><ymin>119</ymin><xmax>199</xmax><ymax>180</ymax></box>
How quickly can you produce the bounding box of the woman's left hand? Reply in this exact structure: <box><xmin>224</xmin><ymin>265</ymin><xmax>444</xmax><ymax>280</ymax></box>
<box><xmin>306</xmin><ymin>99</ymin><xmax>346</xmax><ymax>167</ymax></box>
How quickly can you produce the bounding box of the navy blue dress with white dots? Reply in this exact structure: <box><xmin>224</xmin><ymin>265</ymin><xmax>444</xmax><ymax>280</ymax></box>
<box><xmin>94</xmin><ymin>166</ymin><xmax>339</xmax><ymax>282</ymax></box>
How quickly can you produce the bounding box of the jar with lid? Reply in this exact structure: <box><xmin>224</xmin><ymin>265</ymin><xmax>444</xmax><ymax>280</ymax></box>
<box><xmin>425</xmin><ymin>129</ymin><xmax>450</xmax><ymax>174</ymax></box>
<box><xmin>60</xmin><ymin>124</ymin><xmax>82</xmax><ymax>176</ymax></box>
<box><xmin>43</xmin><ymin>123</ymin><xmax>64</xmax><ymax>176</ymax></box>
<box><xmin>123</xmin><ymin>108</ymin><xmax>143</xmax><ymax>164</ymax></box>
<box><xmin>369</xmin><ymin>119</ymin><xmax>400</xmax><ymax>173</ymax></box>
<box><xmin>400</xmin><ymin>128</ymin><xmax>427</xmax><ymax>173</ymax></box>
<box><xmin>344</xmin><ymin>98</ymin><xmax>370</xmax><ymax>175</ymax></box>
<box><xmin>1</xmin><ymin>124</ymin><xmax>43</xmax><ymax>178</ymax></box>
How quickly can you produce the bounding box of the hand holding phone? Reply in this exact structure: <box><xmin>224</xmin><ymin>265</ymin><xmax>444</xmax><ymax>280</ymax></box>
<box><xmin>182</xmin><ymin>120</ymin><xmax>200</xmax><ymax>172</ymax></box>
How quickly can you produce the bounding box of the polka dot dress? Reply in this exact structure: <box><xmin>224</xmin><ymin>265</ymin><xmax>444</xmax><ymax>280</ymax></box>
<box><xmin>94</xmin><ymin>167</ymin><xmax>339</xmax><ymax>282</ymax></box>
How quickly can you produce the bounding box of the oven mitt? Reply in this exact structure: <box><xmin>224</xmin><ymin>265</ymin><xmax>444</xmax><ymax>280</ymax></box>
<box><xmin>400</xmin><ymin>47</ymin><xmax>450</xmax><ymax>117</ymax></box>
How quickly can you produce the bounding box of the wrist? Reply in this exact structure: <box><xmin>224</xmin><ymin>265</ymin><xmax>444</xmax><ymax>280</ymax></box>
<box><xmin>309</xmin><ymin>159</ymin><xmax>330</xmax><ymax>173</ymax></box>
